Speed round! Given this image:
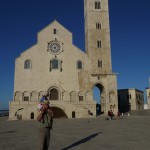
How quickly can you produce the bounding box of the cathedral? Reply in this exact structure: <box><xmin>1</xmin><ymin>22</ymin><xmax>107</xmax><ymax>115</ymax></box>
<box><xmin>9</xmin><ymin>0</ymin><xmax>118</xmax><ymax>120</ymax></box>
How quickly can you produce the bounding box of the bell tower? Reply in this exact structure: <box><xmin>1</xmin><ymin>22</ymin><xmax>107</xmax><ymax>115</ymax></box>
<box><xmin>84</xmin><ymin>0</ymin><xmax>112</xmax><ymax>74</ymax></box>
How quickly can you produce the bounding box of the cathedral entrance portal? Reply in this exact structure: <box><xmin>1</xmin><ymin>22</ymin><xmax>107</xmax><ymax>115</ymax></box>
<box><xmin>49</xmin><ymin>88</ymin><xmax>59</xmax><ymax>100</ymax></box>
<box><xmin>93</xmin><ymin>84</ymin><xmax>105</xmax><ymax>116</ymax></box>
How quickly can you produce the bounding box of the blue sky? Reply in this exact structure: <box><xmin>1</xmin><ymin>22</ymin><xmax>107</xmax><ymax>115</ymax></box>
<box><xmin>0</xmin><ymin>0</ymin><xmax>150</xmax><ymax>109</ymax></box>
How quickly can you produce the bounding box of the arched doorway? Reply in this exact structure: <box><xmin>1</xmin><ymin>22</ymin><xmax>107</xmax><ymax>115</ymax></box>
<box><xmin>49</xmin><ymin>88</ymin><xmax>59</xmax><ymax>100</ymax></box>
<box><xmin>93</xmin><ymin>83</ymin><xmax>105</xmax><ymax>116</ymax></box>
<box><xmin>72</xmin><ymin>111</ymin><xmax>76</xmax><ymax>118</ymax></box>
<box><xmin>51</xmin><ymin>107</ymin><xmax>68</xmax><ymax>118</ymax></box>
<box><xmin>31</xmin><ymin>112</ymin><xmax>34</xmax><ymax>119</ymax></box>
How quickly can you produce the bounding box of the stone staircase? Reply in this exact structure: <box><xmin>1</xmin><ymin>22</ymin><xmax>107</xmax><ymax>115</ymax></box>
<box><xmin>128</xmin><ymin>110</ymin><xmax>150</xmax><ymax>116</ymax></box>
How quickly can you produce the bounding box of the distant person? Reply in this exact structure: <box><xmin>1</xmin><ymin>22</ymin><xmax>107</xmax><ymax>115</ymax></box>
<box><xmin>117</xmin><ymin>111</ymin><xmax>121</xmax><ymax>119</ymax></box>
<box><xmin>37</xmin><ymin>100</ymin><xmax>53</xmax><ymax>150</ymax></box>
<box><xmin>110</xmin><ymin>110</ymin><xmax>114</xmax><ymax>120</ymax></box>
<box><xmin>107</xmin><ymin>110</ymin><xmax>114</xmax><ymax>120</ymax></box>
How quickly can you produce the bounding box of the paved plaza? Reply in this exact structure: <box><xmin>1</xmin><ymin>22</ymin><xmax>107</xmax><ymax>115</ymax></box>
<box><xmin>0</xmin><ymin>115</ymin><xmax>150</xmax><ymax>150</ymax></box>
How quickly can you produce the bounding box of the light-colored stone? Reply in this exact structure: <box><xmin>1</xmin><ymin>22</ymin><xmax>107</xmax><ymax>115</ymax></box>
<box><xmin>118</xmin><ymin>88</ymin><xmax>144</xmax><ymax>112</ymax></box>
<box><xmin>146</xmin><ymin>88</ymin><xmax>150</xmax><ymax>109</ymax></box>
<box><xmin>9</xmin><ymin>0</ymin><xmax>118</xmax><ymax>120</ymax></box>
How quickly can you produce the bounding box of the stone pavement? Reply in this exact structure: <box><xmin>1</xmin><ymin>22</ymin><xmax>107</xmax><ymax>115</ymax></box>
<box><xmin>0</xmin><ymin>115</ymin><xmax>150</xmax><ymax>150</ymax></box>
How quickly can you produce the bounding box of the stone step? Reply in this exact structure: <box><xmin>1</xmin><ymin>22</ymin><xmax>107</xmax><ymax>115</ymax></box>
<box><xmin>128</xmin><ymin>110</ymin><xmax>150</xmax><ymax>116</ymax></box>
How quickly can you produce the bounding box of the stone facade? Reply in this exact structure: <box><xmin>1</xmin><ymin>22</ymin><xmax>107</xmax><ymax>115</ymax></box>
<box><xmin>118</xmin><ymin>89</ymin><xmax>144</xmax><ymax>113</ymax></box>
<box><xmin>9</xmin><ymin>0</ymin><xmax>118</xmax><ymax>120</ymax></box>
<box><xmin>146</xmin><ymin>88</ymin><xmax>150</xmax><ymax>109</ymax></box>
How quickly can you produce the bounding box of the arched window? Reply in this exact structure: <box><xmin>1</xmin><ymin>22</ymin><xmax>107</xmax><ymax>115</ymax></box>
<box><xmin>77</xmin><ymin>60</ymin><xmax>82</xmax><ymax>69</ymax></box>
<box><xmin>95</xmin><ymin>1</ymin><xmax>101</xmax><ymax>9</ymax></box>
<box><xmin>14</xmin><ymin>91</ymin><xmax>22</xmax><ymax>101</ymax></box>
<box><xmin>50</xmin><ymin>88</ymin><xmax>59</xmax><ymax>100</ymax></box>
<box><xmin>31</xmin><ymin>91</ymin><xmax>38</xmax><ymax>101</ymax></box>
<box><xmin>96</xmin><ymin>22</ymin><xmax>101</xmax><ymax>29</ymax></box>
<box><xmin>97</xmin><ymin>40</ymin><xmax>101</xmax><ymax>48</ymax></box>
<box><xmin>53</xmin><ymin>29</ymin><xmax>57</xmax><ymax>34</ymax></box>
<box><xmin>23</xmin><ymin>91</ymin><xmax>30</xmax><ymax>101</ymax></box>
<box><xmin>78</xmin><ymin>91</ymin><xmax>84</xmax><ymax>101</ymax></box>
<box><xmin>52</xmin><ymin>59</ymin><xmax>58</xmax><ymax>69</ymax></box>
<box><xmin>24</xmin><ymin>60</ymin><xmax>31</xmax><ymax>69</ymax></box>
<box><xmin>95</xmin><ymin>2</ymin><xmax>97</xmax><ymax>9</ymax></box>
<box><xmin>50</xmin><ymin>59</ymin><xmax>63</xmax><ymax>72</ymax></box>
<box><xmin>98</xmin><ymin>60</ymin><xmax>102</xmax><ymax>68</ymax></box>
<box><xmin>98</xmin><ymin>2</ymin><xmax>101</xmax><ymax>9</ymax></box>
<box><xmin>70</xmin><ymin>91</ymin><xmax>77</xmax><ymax>101</ymax></box>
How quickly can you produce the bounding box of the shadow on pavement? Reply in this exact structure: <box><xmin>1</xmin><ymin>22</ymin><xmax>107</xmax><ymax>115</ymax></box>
<box><xmin>0</xmin><ymin>131</ymin><xmax>16</xmax><ymax>134</ymax></box>
<box><xmin>61</xmin><ymin>132</ymin><xmax>102</xmax><ymax>150</ymax></box>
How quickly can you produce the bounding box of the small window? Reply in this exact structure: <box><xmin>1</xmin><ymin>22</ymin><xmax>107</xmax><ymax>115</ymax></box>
<box><xmin>50</xmin><ymin>59</ymin><xmax>62</xmax><ymax>72</ymax></box>
<box><xmin>95</xmin><ymin>2</ymin><xmax>101</xmax><ymax>9</ymax></box>
<box><xmin>79</xmin><ymin>96</ymin><xmax>84</xmax><ymax>101</ymax></box>
<box><xmin>98</xmin><ymin>2</ymin><xmax>101</xmax><ymax>9</ymax></box>
<box><xmin>53</xmin><ymin>29</ymin><xmax>57</xmax><ymax>34</ymax></box>
<box><xmin>77</xmin><ymin>61</ymin><xmax>82</xmax><ymax>69</ymax></box>
<box><xmin>97</xmin><ymin>40</ymin><xmax>101</xmax><ymax>48</ymax></box>
<box><xmin>96</xmin><ymin>22</ymin><xmax>101</xmax><ymax>29</ymax></box>
<box><xmin>24</xmin><ymin>60</ymin><xmax>31</xmax><ymax>69</ymax></box>
<box><xmin>24</xmin><ymin>96</ymin><xmax>29</xmax><ymax>101</ymax></box>
<box><xmin>52</xmin><ymin>59</ymin><xmax>58</xmax><ymax>69</ymax></box>
<box><xmin>98</xmin><ymin>60</ymin><xmax>102</xmax><ymax>68</ymax></box>
<box><xmin>95</xmin><ymin>2</ymin><xmax>97</xmax><ymax>9</ymax></box>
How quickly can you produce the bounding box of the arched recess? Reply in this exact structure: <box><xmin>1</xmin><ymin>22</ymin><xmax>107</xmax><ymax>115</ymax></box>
<box><xmin>15</xmin><ymin>108</ymin><xmax>24</xmax><ymax>119</ymax></box>
<box><xmin>49</xmin><ymin>87</ymin><xmax>59</xmax><ymax>100</ymax></box>
<box><xmin>62</xmin><ymin>91</ymin><xmax>70</xmax><ymax>101</ymax></box>
<box><xmin>47</xmin><ymin>84</ymin><xmax>64</xmax><ymax>101</ymax></box>
<box><xmin>23</xmin><ymin>91</ymin><xmax>30</xmax><ymax>101</ymax></box>
<box><xmin>70</xmin><ymin>91</ymin><xmax>77</xmax><ymax>101</ymax></box>
<box><xmin>14</xmin><ymin>91</ymin><xmax>22</xmax><ymax>101</ymax></box>
<box><xmin>109</xmin><ymin>91</ymin><xmax>117</xmax><ymax>112</ymax></box>
<box><xmin>31</xmin><ymin>91</ymin><xmax>38</xmax><ymax>101</ymax></box>
<box><xmin>78</xmin><ymin>91</ymin><xmax>85</xmax><ymax>101</ymax></box>
<box><xmin>51</xmin><ymin>107</ymin><xmax>68</xmax><ymax>118</ymax></box>
<box><xmin>109</xmin><ymin>91</ymin><xmax>116</xmax><ymax>103</ymax></box>
<box><xmin>92</xmin><ymin>83</ymin><xmax>106</xmax><ymax>115</ymax></box>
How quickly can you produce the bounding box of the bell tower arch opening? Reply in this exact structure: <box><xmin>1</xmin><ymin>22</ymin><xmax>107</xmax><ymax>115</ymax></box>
<box><xmin>93</xmin><ymin>83</ymin><xmax>105</xmax><ymax>116</ymax></box>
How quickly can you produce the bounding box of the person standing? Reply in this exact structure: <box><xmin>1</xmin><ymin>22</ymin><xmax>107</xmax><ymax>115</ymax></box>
<box><xmin>37</xmin><ymin>100</ymin><xmax>53</xmax><ymax>150</ymax></box>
